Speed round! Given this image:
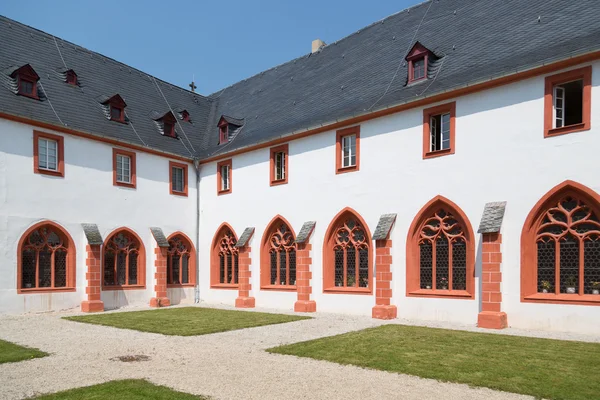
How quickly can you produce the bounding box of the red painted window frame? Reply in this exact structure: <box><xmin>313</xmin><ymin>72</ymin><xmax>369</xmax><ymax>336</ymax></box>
<box><xmin>112</xmin><ymin>148</ymin><xmax>136</xmax><ymax>188</ymax></box>
<box><xmin>270</xmin><ymin>144</ymin><xmax>289</xmax><ymax>186</ymax></box>
<box><xmin>17</xmin><ymin>221</ymin><xmax>77</xmax><ymax>294</ymax></box>
<box><xmin>335</xmin><ymin>126</ymin><xmax>360</xmax><ymax>174</ymax></box>
<box><xmin>422</xmin><ymin>102</ymin><xmax>456</xmax><ymax>159</ymax></box>
<box><xmin>110</xmin><ymin>105</ymin><xmax>125</xmax><ymax>123</ymax></box>
<box><xmin>181</xmin><ymin>110</ymin><xmax>190</xmax><ymax>122</ymax></box>
<box><xmin>260</xmin><ymin>215</ymin><xmax>297</xmax><ymax>291</ymax></box>
<box><xmin>217</xmin><ymin>159</ymin><xmax>232</xmax><ymax>195</ymax></box>
<box><xmin>17</xmin><ymin>75</ymin><xmax>39</xmax><ymax>99</ymax></box>
<box><xmin>101</xmin><ymin>227</ymin><xmax>146</xmax><ymax>291</ymax></box>
<box><xmin>406</xmin><ymin>42</ymin><xmax>430</xmax><ymax>84</ymax></box>
<box><xmin>169</xmin><ymin>161</ymin><xmax>188</xmax><ymax>197</ymax></box>
<box><xmin>66</xmin><ymin>70</ymin><xmax>78</xmax><ymax>86</ymax></box>
<box><xmin>406</xmin><ymin>196</ymin><xmax>475</xmax><ymax>300</ymax></box>
<box><xmin>33</xmin><ymin>130</ymin><xmax>65</xmax><ymax>177</ymax></box>
<box><xmin>219</xmin><ymin>120</ymin><xmax>229</xmax><ymax>144</ymax></box>
<box><xmin>166</xmin><ymin>232</ymin><xmax>197</xmax><ymax>288</ymax></box>
<box><xmin>210</xmin><ymin>223</ymin><xmax>240</xmax><ymax>289</ymax></box>
<box><xmin>521</xmin><ymin>180</ymin><xmax>600</xmax><ymax>306</ymax></box>
<box><xmin>543</xmin><ymin>66</ymin><xmax>592</xmax><ymax>138</ymax></box>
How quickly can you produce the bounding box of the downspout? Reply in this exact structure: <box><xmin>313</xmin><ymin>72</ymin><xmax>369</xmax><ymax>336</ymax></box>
<box><xmin>193</xmin><ymin>158</ymin><xmax>201</xmax><ymax>303</ymax></box>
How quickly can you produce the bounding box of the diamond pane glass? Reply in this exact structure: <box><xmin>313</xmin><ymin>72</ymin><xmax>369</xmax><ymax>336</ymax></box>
<box><xmin>289</xmin><ymin>250</ymin><xmax>296</xmax><ymax>286</ymax></box>
<box><xmin>270</xmin><ymin>251</ymin><xmax>277</xmax><ymax>284</ymax></box>
<box><xmin>22</xmin><ymin>249</ymin><xmax>36</xmax><ymax>289</ymax></box>
<box><xmin>182</xmin><ymin>255</ymin><xmax>189</xmax><ymax>284</ymax></box>
<box><xmin>584</xmin><ymin>238</ymin><xmax>600</xmax><ymax>294</ymax></box>
<box><xmin>452</xmin><ymin>240</ymin><xmax>466</xmax><ymax>290</ymax></box>
<box><xmin>38</xmin><ymin>250</ymin><xmax>51</xmax><ymax>288</ymax></box>
<box><xmin>233</xmin><ymin>254</ymin><xmax>239</xmax><ymax>284</ymax></box>
<box><xmin>537</xmin><ymin>239</ymin><xmax>555</xmax><ymax>293</ymax></box>
<box><xmin>346</xmin><ymin>247</ymin><xmax>356</xmax><ymax>287</ymax></box>
<box><xmin>279</xmin><ymin>251</ymin><xmax>287</xmax><ymax>285</ymax></box>
<box><xmin>54</xmin><ymin>249</ymin><xmax>67</xmax><ymax>287</ymax></box>
<box><xmin>167</xmin><ymin>255</ymin><xmax>173</xmax><ymax>285</ymax></box>
<box><xmin>172</xmin><ymin>255</ymin><xmax>180</xmax><ymax>284</ymax></box>
<box><xmin>559</xmin><ymin>235</ymin><xmax>579</xmax><ymax>294</ymax></box>
<box><xmin>104</xmin><ymin>251</ymin><xmax>115</xmax><ymax>286</ymax></box>
<box><xmin>117</xmin><ymin>253</ymin><xmax>126</xmax><ymax>285</ymax></box>
<box><xmin>436</xmin><ymin>237</ymin><xmax>449</xmax><ymax>289</ymax></box>
<box><xmin>334</xmin><ymin>249</ymin><xmax>344</xmax><ymax>287</ymax></box>
<box><xmin>219</xmin><ymin>254</ymin><xmax>225</xmax><ymax>283</ymax></box>
<box><xmin>226</xmin><ymin>253</ymin><xmax>233</xmax><ymax>284</ymax></box>
<box><xmin>419</xmin><ymin>241</ymin><xmax>433</xmax><ymax>289</ymax></box>
<box><xmin>359</xmin><ymin>248</ymin><xmax>369</xmax><ymax>287</ymax></box>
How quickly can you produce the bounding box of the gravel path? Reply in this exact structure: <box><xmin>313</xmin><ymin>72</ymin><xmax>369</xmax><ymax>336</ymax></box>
<box><xmin>1</xmin><ymin>303</ymin><xmax>597</xmax><ymax>400</ymax></box>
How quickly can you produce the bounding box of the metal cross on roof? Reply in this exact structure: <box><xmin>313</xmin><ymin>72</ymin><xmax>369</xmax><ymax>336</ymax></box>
<box><xmin>189</xmin><ymin>81</ymin><xmax>197</xmax><ymax>92</ymax></box>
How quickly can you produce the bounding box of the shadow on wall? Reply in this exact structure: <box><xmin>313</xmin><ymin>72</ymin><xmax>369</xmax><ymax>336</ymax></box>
<box><xmin>475</xmin><ymin>239</ymin><xmax>483</xmax><ymax>313</ymax></box>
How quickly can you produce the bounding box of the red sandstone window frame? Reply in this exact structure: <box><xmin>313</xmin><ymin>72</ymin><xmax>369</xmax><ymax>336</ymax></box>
<box><xmin>219</xmin><ymin>120</ymin><xmax>229</xmax><ymax>144</ymax></box>
<box><xmin>110</xmin><ymin>105</ymin><xmax>125</xmax><ymax>123</ymax></box>
<box><xmin>322</xmin><ymin>207</ymin><xmax>373</xmax><ymax>294</ymax></box>
<box><xmin>406</xmin><ymin>42</ymin><xmax>430</xmax><ymax>84</ymax></box>
<box><xmin>543</xmin><ymin>66</ymin><xmax>592</xmax><ymax>138</ymax></box>
<box><xmin>66</xmin><ymin>70</ymin><xmax>78</xmax><ymax>86</ymax></box>
<box><xmin>33</xmin><ymin>130</ymin><xmax>65</xmax><ymax>177</ymax></box>
<box><xmin>217</xmin><ymin>159</ymin><xmax>232</xmax><ymax>195</ymax></box>
<box><xmin>521</xmin><ymin>180</ymin><xmax>600</xmax><ymax>306</ymax></box>
<box><xmin>210</xmin><ymin>223</ymin><xmax>239</xmax><ymax>289</ymax></box>
<box><xmin>260</xmin><ymin>215</ymin><xmax>297</xmax><ymax>291</ymax></box>
<box><xmin>406</xmin><ymin>196</ymin><xmax>475</xmax><ymax>299</ymax></box>
<box><xmin>335</xmin><ymin>126</ymin><xmax>360</xmax><ymax>174</ymax></box>
<box><xmin>270</xmin><ymin>144</ymin><xmax>289</xmax><ymax>186</ymax></box>
<box><xmin>166</xmin><ymin>232</ymin><xmax>197</xmax><ymax>288</ymax></box>
<box><xmin>112</xmin><ymin>148</ymin><xmax>136</xmax><ymax>188</ymax></box>
<box><xmin>422</xmin><ymin>102</ymin><xmax>456</xmax><ymax>159</ymax></box>
<box><xmin>17</xmin><ymin>221</ymin><xmax>76</xmax><ymax>294</ymax></box>
<box><xmin>101</xmin><ymin>227</ymin><xmax>146</xmax><ymax>291</ymax></box>
<box><xmin>169</xmin><ymin>161</ymin><xmax>188</xmax><ymax>197</ymax></box>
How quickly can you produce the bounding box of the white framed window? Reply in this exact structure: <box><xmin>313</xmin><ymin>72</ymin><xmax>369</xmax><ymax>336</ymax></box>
<box><xmin>341</xmin><ymin>134</ymin><xmax>356</xmax><ymax>168</ymax></box>
<box><xmin>38</xmin><ymin>138</ymin><xmax>58</xmax><ymax>171</ymax></box>
<box><xmin>172</xmin><ymin>166</ymin><xmax>184</xmax><ymax>193</ymax></box>
<box><xmin>274</xmin><ymin>151</ymin><xmax>286</xmax><ymax>181</ymax></box>
<box><xmin>220</xmin><ymin>165</ymin><xmax>230</xmax><ymax>190</ymax></box>
<box><xmin>553</xmin><ymin>79</ymin><xmax>583</xmax><ymax>129</ymax></box>
<box><xmin>430</xmin><ymin>113</ymin><xmax>451</xmax><ymax>152</ymax></box>
<box><xmin>116</xmin><ymin>154</ymin><xmax>131</xmax><ymax>183</ymax></box>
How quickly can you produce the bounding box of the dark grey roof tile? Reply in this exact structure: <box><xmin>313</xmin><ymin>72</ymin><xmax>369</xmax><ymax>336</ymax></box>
<box><xmin>373</xmin><ymin>214</ymin><xmax>397</xmax><ymax>240</ymax></box>
<box><xmin>235</xmin><ymin>227</ymin><xmax>255</xmax><ymax>248</ymax></box>
<box><xmin>81</xmin><ymin>223</ymin><xmax>103</xmax><ymax>246</ymax></box>
<box><xmin>478</xmin><ymin>202</ymin><xmax>507</xmax><ymax>234</ymax></box>
<box><xmin>295</xmin><ymin>221</ymin><xmax>316</xmax><ymax>244</ymax></box>
<box><xmin>150</xmin><ymin>227</ymin><xmax>169</xmax><ymax>247</ymax></box>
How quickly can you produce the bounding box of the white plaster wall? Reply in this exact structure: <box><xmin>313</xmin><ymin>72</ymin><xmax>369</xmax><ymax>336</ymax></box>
<box><xmin>0</xmin><ymin>119</ymin><xmax>197</xmax><ymax>313</ymax></box>
<box><xmin>199</xmin><ymin>60</ymin><xmax>600</xmax><ymax>333</ymax></box>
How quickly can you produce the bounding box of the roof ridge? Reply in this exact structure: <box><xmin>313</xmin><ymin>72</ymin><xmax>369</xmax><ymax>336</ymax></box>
<box><xmin>0</xmin><ymin>15</ymin><xmax>209</xmax><ymax>101</ymax></box>
<box><xmin>207</xmin><ymin>0</ymin><xmax>432</xmax><ymax>98</ymax></box>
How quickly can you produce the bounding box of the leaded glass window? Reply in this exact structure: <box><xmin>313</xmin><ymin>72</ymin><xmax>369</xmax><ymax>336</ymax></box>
<box><xmin>167</xmin><ymin>235</ymin><xmax>192</xmax><ymax>285</ymax></box>
<box><xmin>332</xmin><ymin>218</ymin><xmax>370</xmax><ymax>288</ymax></box>
<box><xmin>21</xmin><ymin>226</ymin><xmax>69</xmax><ymax>290</ymax></box>
<box><xmin>218</xmin><ymin>230</ymin><xmax>238</xmax><ymax>284</ymax></box>
<box><xmin>103</xmin><ymin>231</ymin><xmax>141</xmax><ymax>287</ymax></box>
<box><xmin>267</xmin><ymin>224</ymin><xmax>296</xmax><ymax>286</ymax></box>
<box><xmin>418</xmin><ymin>209</ymin><xmax>467</xmax><ymax>291</ymax></box>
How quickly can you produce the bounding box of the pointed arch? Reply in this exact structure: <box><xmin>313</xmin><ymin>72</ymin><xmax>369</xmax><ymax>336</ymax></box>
<box><xmin>406</xmin><ymin>196</ymin><xmax>475</xmax><ymax>298</ymax></box>
<box><xmin>260</xmin><ymin>215</ymin><xmax>297</xmax><ymax>290</ymax></box>
<box><xmin>211</xmin><ymin>222</ymin><xmax>239</xmax><ymax>288</ymax></box>
<box><xmin>166</xmin><ymin>231</ymin><xmax>196</xmax><ymax>287</ymax></box>
<box><xmin>521</xmin><ymin>180</ymin><xmax>600</xmax><ymax>305</ymax></box>
<box><xmin>323</xmin><ymin>207</ymin><xmax>373</xmax><ymax>294</ymax></box>
<box><xmin>102</xmin><ymin>227</ymin><xmax>146</xmax><ymax>290</ymax></box>
<box><xmin>17</xmin><ymin>220</ymin><xmax>76</xmax><ymax>293</ymax></box>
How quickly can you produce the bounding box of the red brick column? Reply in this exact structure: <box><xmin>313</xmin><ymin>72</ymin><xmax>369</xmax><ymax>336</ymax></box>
<box><xmin>372</xmin><ymin>239</ymin><xmax>397</xmax><ymax>319</ymax></box>
<box><xmin>235</xmin><ymin>246</ymin><xmax>255</xmax><ymax>308</ymax></box>
<box><xmin>81</xmin><ymin>244</ymin><xmax>104</xmax><ymax>312</ymax></box>
<box><xmin>294</xmin><ymin>243</ymin><xmax>317</xmax><ymax>312</ymax></box>
<box><xmin>477</xmin><ymin>233</ymin><xmax>507</xmax><ymax>329</ymax></box>
<box><xmin>150</xmin><ymin>246</ymin><xmax>170</xmax><ymax>307</ymax></box>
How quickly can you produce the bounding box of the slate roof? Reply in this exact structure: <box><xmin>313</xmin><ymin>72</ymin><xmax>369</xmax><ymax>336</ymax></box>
<box><xmin>2</xmin><ymin>0</ymin><xmax>600</xmax><ymax>160</ymax></box>
<box><xmin>478</xmin><ymin>202</ymin><xmax>507</xmax><ymax>234</ymax></box>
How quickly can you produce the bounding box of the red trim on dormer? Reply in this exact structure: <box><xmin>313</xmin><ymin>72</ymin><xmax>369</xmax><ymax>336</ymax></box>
<box><xmin>406</xmin><ymin>42</ymin><xmax>432</xmax><ymax>84</ymax></box>
<box><xmin>218</xmin><ymin>118</ymin><xmax>229</xmax><ymax>144</ymax></box>
<box><xmin>181</xmin><ymin>110</ymin><xmax>190</xmax><ymax>122</ymax></box>
<box><xmin>66</xmin><ymin>70</ymin><xmax>78</xmax><ymax>86</ymax></box>
<box><xmin>103</xmin><ymin>94</ymin><xmax>127</xmax><ymax>123</ymax></box>
<box><xmin>11</xmin><ymin>64</ymin><xmax>40</xmax><ymax>99</ymax></box>
<box><xmin>159</xmin><ymin>111</ymin><xmax>177</xmax><ymax>137</ymax></box>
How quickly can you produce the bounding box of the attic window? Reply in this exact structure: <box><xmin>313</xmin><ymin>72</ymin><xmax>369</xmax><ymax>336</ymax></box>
<box><xmin>217</xmin><ymin>116</ymin><xmax>244</xmax><ymax>145</ymax></box>
<box><xmin>66</xmin><ymin>70</ymin><xmax>78</xmax><ymax>86</ymax></box>
<box><xmin>11</xmin><ymin>64</ymin><xmax>40</xmax><ymax>99</ymax></box>
<box><xmin>181</xmin><ymin>110</ymin><xmax>190</xmax><ymax>122</ymax></box>
<box><xmin>164</xmin><ymin>121</ymin><xmax>175</xmax><ymax>137</ymax></box>
<box><xmin>103</xmin><ymin>94</ymin><xmax>127</xmax><ymax>123</ymax></box>
<box><xmin>406</xmin><ymin>42</ymin><xmax>432</xmax><ymax>84</ymax></box>
<box><xmin>156</xmin><ymin>111</ymin><xmax>177</xmax><ymax>138</ymax></box>
<box><xmin>219</xmin><ymin>123</ymin><xmax>228</xmax><ymax>144</ymax></box>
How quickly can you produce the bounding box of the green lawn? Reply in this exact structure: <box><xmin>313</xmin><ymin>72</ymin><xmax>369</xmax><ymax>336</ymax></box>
<box><xmin>64</xmin><ymin>307</ymin><xmax>310</xmax><ymax>336</ymax></box>
<box><xmin>268</xmin><ymin>324</ymin><xmax>600</xmax><ymax>400</ymax></box>
<box><xmin>0</xmin><ymin>339</ymin><xmax>47</xmax><ymax>364</ymax></box>
<box><xmin>33</xmin><ymin>379</ymin><xmax>207</xmax><ymax>399</ymax></box>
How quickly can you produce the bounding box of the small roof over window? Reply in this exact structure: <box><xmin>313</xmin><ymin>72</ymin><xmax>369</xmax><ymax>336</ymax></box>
<box><xmin>152</xmin><ymin>110</ymin><xmax>178</xmax><ymax>138</ymax></box>
<box><xmin>100</xmin><ymin>94</ymin><xmax>127</xmax><ymax>123</ymax></box>
<box><xmin>218</xmin><ymin>115</ymin><xmax>244</xmax><ymax>145</ymax></box>
<box><xmin>405</xmin><ymin>42</ymin><xmax>435</xmax><ymax>84</ymax></box>
<box><xmin>10</xmin><ymin>64</ymin><xmax>40</xmax><ymax>99</ymax></box>
<box><xmin>65</xmin><ymin>69</ymin><xmax>78</xmax><ymax>85</ymax></box>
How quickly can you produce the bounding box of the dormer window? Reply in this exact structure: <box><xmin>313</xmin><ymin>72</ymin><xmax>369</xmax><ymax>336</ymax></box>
<box><xmin>181</xmin><ymin>110</ymin><xmax>190</xmax><ymax>122</ymax></box>
<box><xmin>217</xmin><ymin>115</ymin><xmax>244</xmax><ymax>145</ymax></box>
<box><xmin>66</xmin><ymin>70</ymin><xmax>78</xmax><ymax>86</ymax></box>
<box><xmin>154</xmin><ymin>111</ymin><xmax>177</xmax><ymax>138</ymax></box>
<box><xmin>102</xmin><ymin>94</ymin><xmax>127</xmax><ymax>123</ymax></box>
<box><xmin>11</xmin><ymin>64</ymin><xmax>40</xmax><ymax>99</ymax></box>
<box><xmin>406</xmin><ymin>42</ymin><xmax>433</xmax><ymax>84</ymax></box>
<box><xmin>219</xmin><ymin>121</ymin><xmax>229</xmax><ymax>144</ymax></box>
<box><xmin>164</xmin><ymin>121</ymin><xmax>175</xmax><ymax>137</ymax></box>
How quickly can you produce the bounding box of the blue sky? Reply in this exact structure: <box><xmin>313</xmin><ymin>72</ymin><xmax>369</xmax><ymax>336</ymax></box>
<box><xmin>0</xmin><ymin>0</ymin><xmax>418</xmax><ymax>94</ymax></box>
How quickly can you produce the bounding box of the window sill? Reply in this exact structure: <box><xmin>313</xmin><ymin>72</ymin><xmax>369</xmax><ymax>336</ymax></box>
<box><xmin>336</xmin><ymin>165</ymin><xmax>359</xmax><ymax>175</ymax></box>
<box><xmin>408</xmin><ymin>289</ymin><xmax>473</xmax><ymax>299</ymax></box>
<box><xmin>270</xmin><ymin>179</ymin><xmax>288</xmax><ymax>187</ymax></box>
<box><xmin>102</xmin><ymin>285</ymin><xmax>146</xmax><ymax>291</ymax></box>
<box><xmin>423</xmin><ymin>148</ymin><xmax>454</xmax><ymax>159</ymax></box>
<box><xmin>110</xmin><ymin>118</ymin><xmax>127</xmax><ymax>124</ymax></box>
<box><xmin>167</xmin><ymin>283</ymin><xmax>195</xmax><ymax>289</ymax></box>
<box><xmin>324</xmin><ymin>287</ymin><xmax>372</xmax><ymax>295</ymax></box>
<box><xmin>210</xmin><ymin>283</ymin><xmax>238</xmax><ymax>290</ymax></box>
<box><xmin>17</xmin><ymin>92</ymin><xmax>40</xmax><ymax>100</ymax></box>
<box><xmin>545</xmin><ymin>123</ymin><xmax>589</xmax><ymax>138</ymax></box>
<box><xmin>35</xmin><ymin>167</ymin><xmax>64</xmax><ymax>178</ymax></box>
<box><xmin>261</xmin><ymin>285</ymin><xmax>297</xmax><ymax>292</ymax></box>
<box><xmin>18</xmin><ymin>287</ymin><xmax>76</xmax><ymax>294</ymax></box>
<box><xmin>217</xmin><ymin>189</ymin><xmax>232</xmax><ymax>196</ymax></box>
<box><xmin>115</xmin><ymin>181</ymin><xmax>136</xmax><ymax>189</ymax></box>
<box><xmin>523</xmin><ymin>293</ymin><xmax>600</xmax><ymax>306</ymax></box>
<box><xmin>170</xmin><ymin>190</ymin><xmax>188</xmax><ymax>197</ymax></box>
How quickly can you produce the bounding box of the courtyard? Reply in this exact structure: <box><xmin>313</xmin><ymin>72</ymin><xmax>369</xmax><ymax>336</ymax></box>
<box><xmin>0</xmin><ymin>305</ymin><xmax>599</xmax><ymax>400</ymax></box>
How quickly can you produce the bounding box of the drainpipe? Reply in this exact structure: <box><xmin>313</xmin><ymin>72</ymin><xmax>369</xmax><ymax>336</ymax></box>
<box><xmin>193</xmin><ymin>158</ymin><xmax>201</xmax><ymax>303</ymax></box>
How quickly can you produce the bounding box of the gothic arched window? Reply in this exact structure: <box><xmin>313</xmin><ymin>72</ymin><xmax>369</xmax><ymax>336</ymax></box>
<box><xmin>167</xmin><ymin>233</ymin><xmax>196</xmax><ymax>286</ymax></box>
<box><xmin>261</xmin><ymin>217</ymin><xmax>296</xmax><ymax>289</ymax></box>
<box><xmin>103</xmin><ymin>228</ymin><xmax>145</xmax><ymax>288</ymax></box>
<box><xmin>211</xmin><ymin>224</ymin><xmax>239</xmax><ymax>287</ymax></box>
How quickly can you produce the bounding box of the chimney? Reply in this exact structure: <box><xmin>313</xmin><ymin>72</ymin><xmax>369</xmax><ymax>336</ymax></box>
<box><xmin>312</xmin><ymin>39</ymin><xmax>326</xmax><ymax>54</ymax></box>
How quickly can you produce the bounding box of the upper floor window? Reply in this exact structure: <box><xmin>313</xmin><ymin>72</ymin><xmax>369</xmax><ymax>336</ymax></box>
<box><xmin>33</xmin><ymin>131</ymin><xmax>64</xmax><ymax>177</ymax></box>
<box><xmin>270</xmin><ymin>144</ymin><xmax>289</xmax><ymax>186</ymax></box>
<box><xmin>335</xmin><ymin>126</ymin><xmax>360</xmax><ymax>174</ymax></box>
<box><xmin>544</xmin><ymin>66</ymin><xmax>592</xmax><ymax>137</ymax></box>
<box><xmin>323</xmin><ymin>208</ymin><xmax>372</xmax><ymax>293</ymax></box>
<box><xmin>65</xmin><ymin>69</ymin><xmax>78</xmax><ymax>86</ymax></box>
<box><xmin>102</xmin><ymin>94</ymin><xmax>127</xmax><ymax>123</ymax></box>
<box><xmin>11</xmin><ymin>64</ymin><xmax>40</xmax><ymax>99</ymax></box>
<box><xmin>211</xmin><ymin>224</ymin><xmax>239</xmax><ymax>288</ymax></box>
<box><xmin>522</xmin><ymin>181</ymin><xmax>600</xmax><ymax>305</ymax></box>
<box><xmin>217</xmin><ymin>159</ymin><xmax>232</xmax><ymax>195</ymax></box>
<box><xmin>407</xmin><ymin>196</ymin><xmax>475</xmax><ymax>299</ymax></box>
<box><xmin>167</xmin><ymin>233</ymin><xmax>196</xmax><ymax>287</ymax></box>
<box><xmin>217</xmin><ymin>115</ymin><xmax>244</xmax><ymax>145</ymax></box>
<box><xmin>169</xmin><ymin>161</ymin><xmax>188</xmax><ymax>196</ymax></box>
<box><xmin>219</xmin><ymin>122</ymin><xmax>228</xmax><ymax>144</ymax></box>
<box><xmin>181</xmin><ymin>110</ymin><xmax>190</xmax><ymax>122</ymax></box>
<box><xmin>422</xmin><ymin>102</ymin><xmax>456</xmax><ymax>159</ymax></box>
<box><xmin>103</xmin><ymin>229</ymin><xmax>145</xmax><ymax>289</ymax></box>
<box><xmin>18</xmin><ymin>221</ymin><xmax>76</xmax><ymax>293</ymax></box>
<box><xmin>113</xmin><ymin>148</ymin><xmax>136</xmax><ymax>188</ymax></box>
<box><xmin>406</xmin><ymin>42</ymin><xmax>432</xmax><ymax>84</ymax></box>
<box><xmin>261</xmin><ymin>216</ymin><xmax>297</xmax><ymax>289</ymax></box>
